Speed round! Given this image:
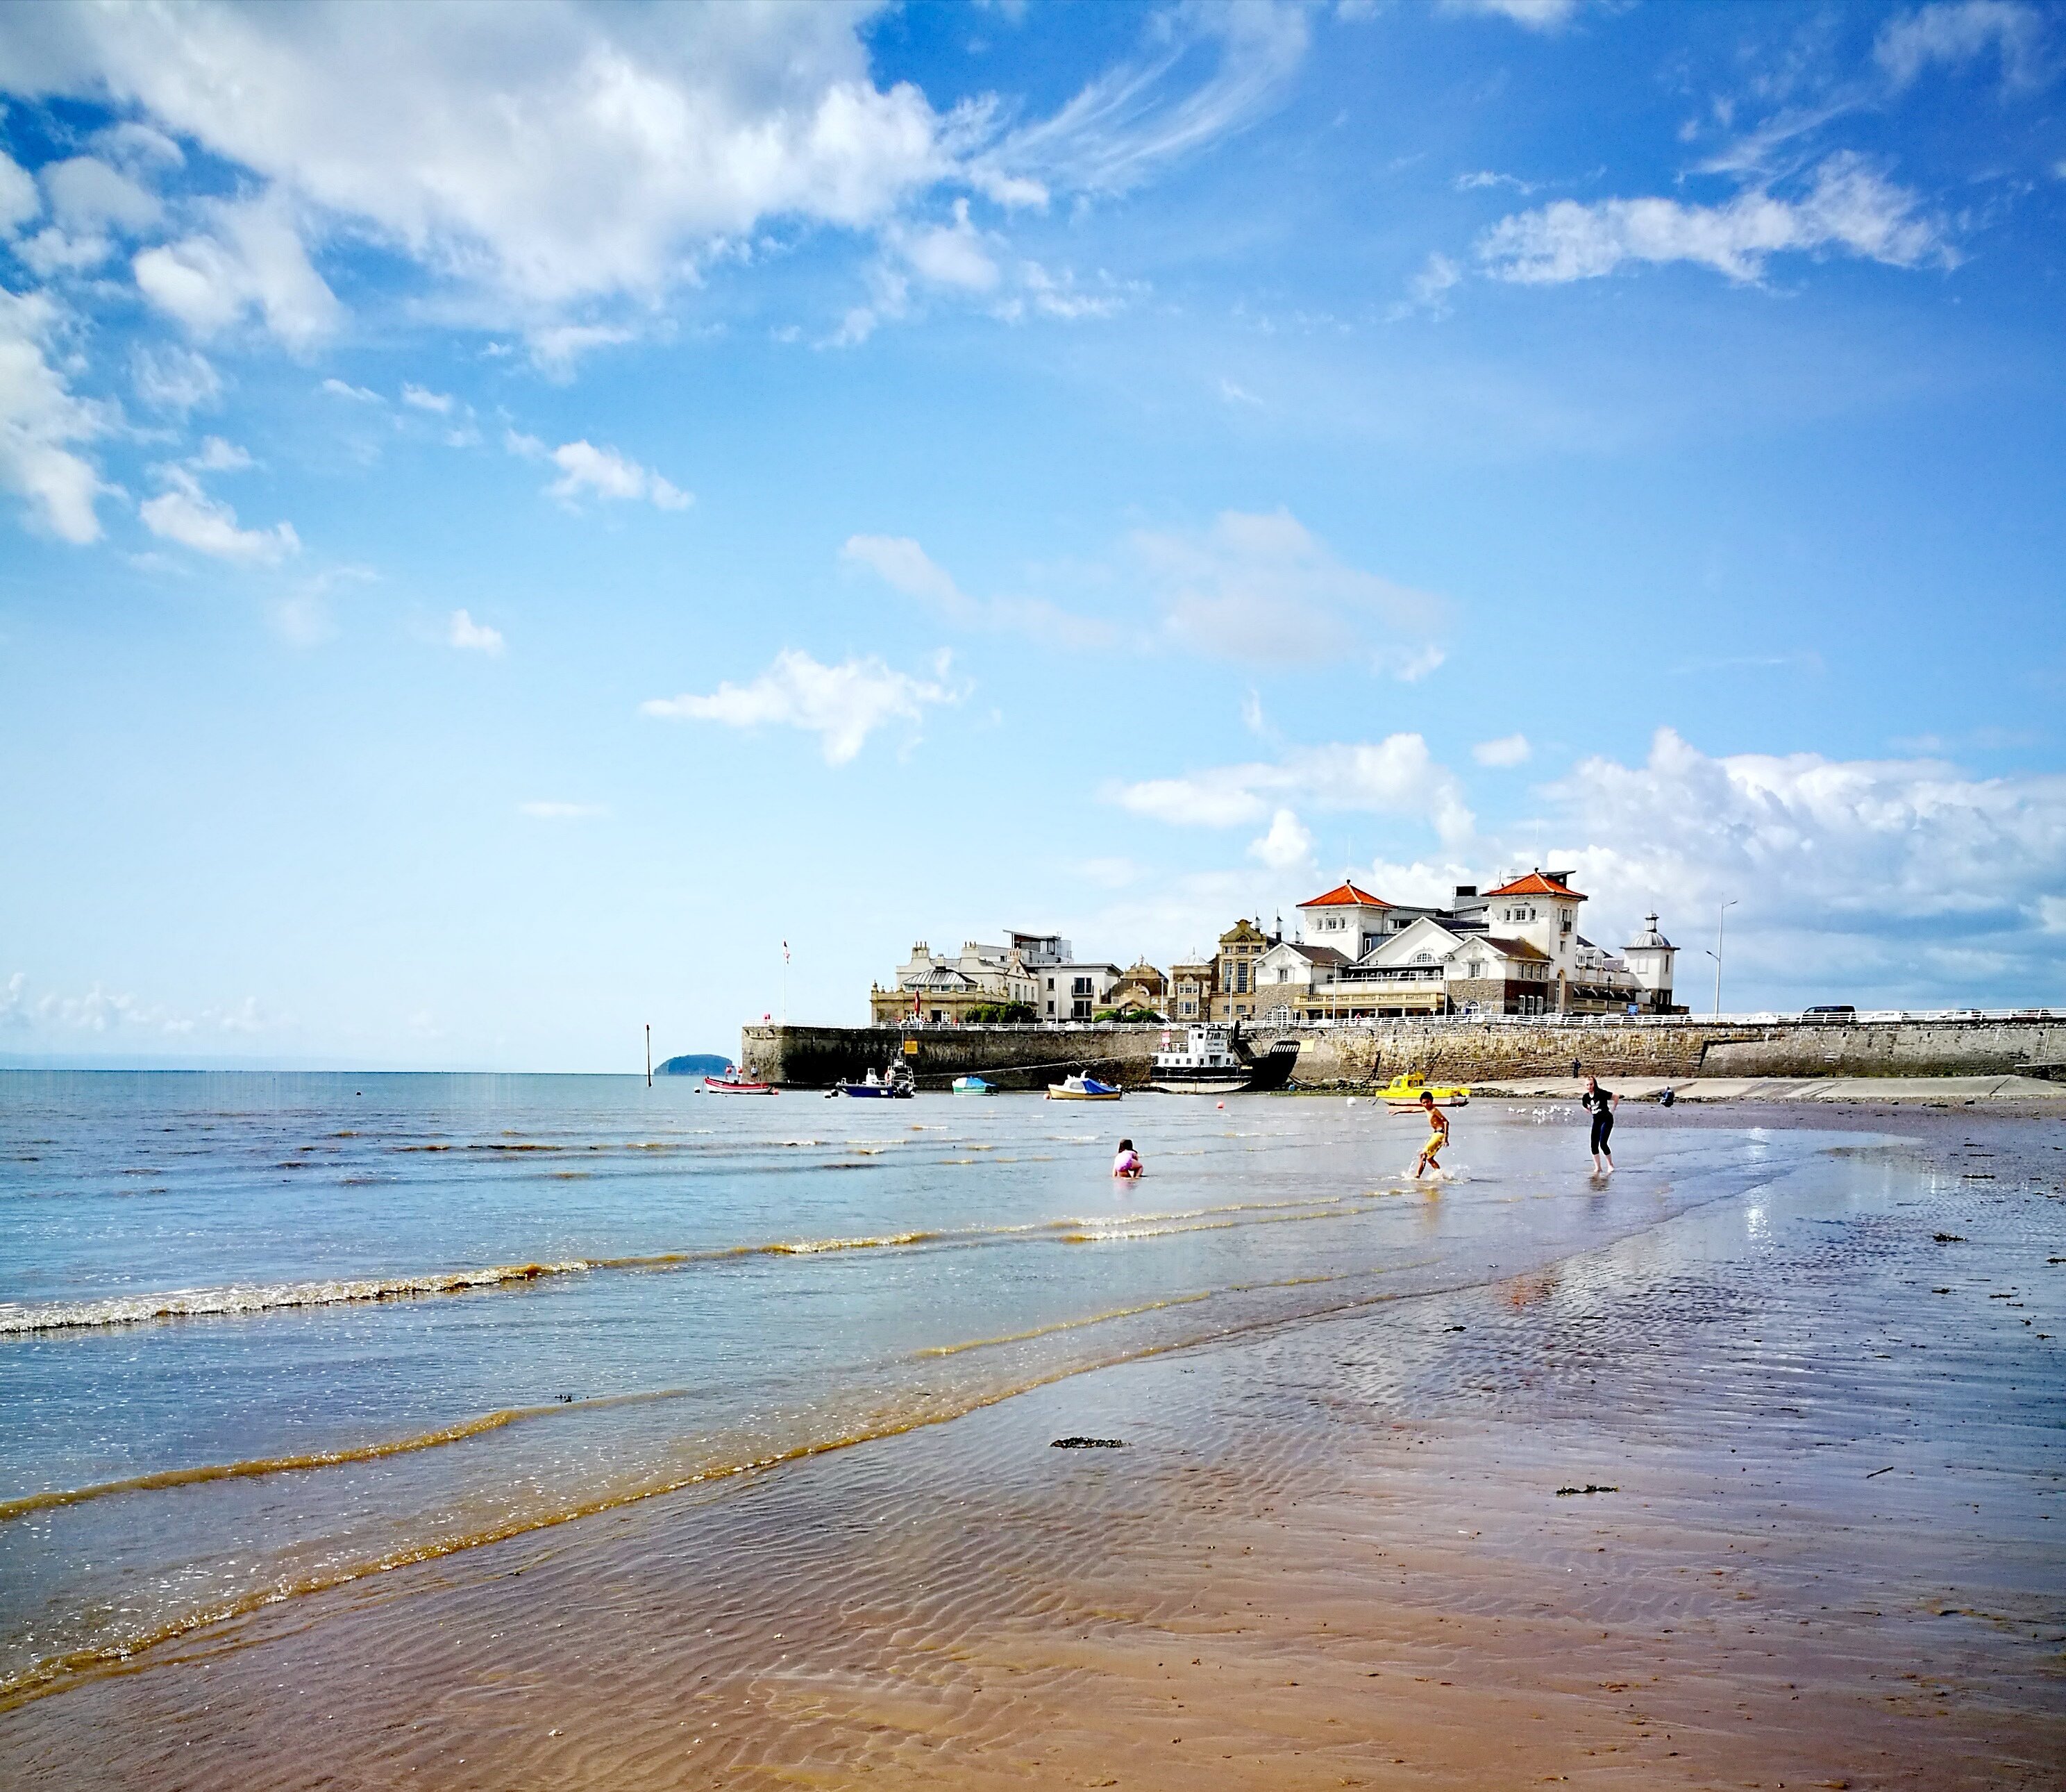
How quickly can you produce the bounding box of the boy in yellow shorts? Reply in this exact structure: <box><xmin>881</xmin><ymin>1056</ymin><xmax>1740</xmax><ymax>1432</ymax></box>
<box><xmin>1411</xmin><ymin>1089</ymin><xmax>1448</xmax><ymax>1178</ymax></box>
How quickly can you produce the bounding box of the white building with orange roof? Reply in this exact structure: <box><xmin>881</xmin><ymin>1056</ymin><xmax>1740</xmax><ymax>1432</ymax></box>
<box><xmin>1295</xmin><ymin>879</ymin><xmax>1414</xmax><ymax>959</ymax></box>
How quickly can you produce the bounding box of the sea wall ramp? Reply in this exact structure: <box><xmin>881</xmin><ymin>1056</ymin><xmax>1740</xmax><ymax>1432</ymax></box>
<box><xmin>741</xmin><ymin>1016</ymin><xmax>2066</xmax><ymax>1091</ymax></box>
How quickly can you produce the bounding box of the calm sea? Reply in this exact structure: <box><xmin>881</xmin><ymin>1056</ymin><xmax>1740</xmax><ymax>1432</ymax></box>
<box><xmin>1</xmin><ymin>1071</ymin><xmax>1827</xmax><ymax>1702</ymax></box>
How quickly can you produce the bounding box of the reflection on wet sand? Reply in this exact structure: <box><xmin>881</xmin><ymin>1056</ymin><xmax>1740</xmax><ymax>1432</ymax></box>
<box><xmin>1</xmin><ymin>1106</ymin><xmax>2058</xmax><ymax>1789</ymax></box>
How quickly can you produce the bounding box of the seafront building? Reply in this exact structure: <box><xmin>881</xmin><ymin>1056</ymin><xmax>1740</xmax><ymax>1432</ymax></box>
<box><xmin>869</xmin><ymin>873</ymin><xmax>1677</xmax><ymax>1025</ymax></box>
<box><xmin>1267</xmin><ymin>871</ymin><xmax>1680</xmax><ymax>1021</ymax></box>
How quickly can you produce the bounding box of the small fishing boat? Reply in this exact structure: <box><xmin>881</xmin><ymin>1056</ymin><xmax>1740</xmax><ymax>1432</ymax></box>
<box><xmin>831</xmin><ymin>1062</ymin><xmax>916</xmax><ymax>1100</ymax></box>
<box><xmin>703</xmin><ymin>1070</ymin><xmax>776</xmax><ymax>1095</ymax></box>
<box><xmin>1045</xmin><ymin>1073</ymin><xmax>1121</xmax><ymax>1101</ymax></box>
<box><xmin>1379</xmin><ymin>1073</ymin><xmax>1470</xmax><ymax>1108</ymax></box>
<box><xmin>952</xmin><ymin>1074</ymin><xmax>998</xmax><ymax>1095</ymax></box>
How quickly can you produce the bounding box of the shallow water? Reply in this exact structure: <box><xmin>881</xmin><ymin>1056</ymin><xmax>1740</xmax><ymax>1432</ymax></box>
<box><xmin>0</xmin><ymin>1071</ymin><xmax>1850</xmax><ymax>1701</ymax></box>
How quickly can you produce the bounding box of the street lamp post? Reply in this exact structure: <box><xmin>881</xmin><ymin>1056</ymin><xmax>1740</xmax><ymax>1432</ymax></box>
<box><xmin>1705</xmin><ymin>898</ymin><xmax>1738</xmax><ymax>1018</ymax></box>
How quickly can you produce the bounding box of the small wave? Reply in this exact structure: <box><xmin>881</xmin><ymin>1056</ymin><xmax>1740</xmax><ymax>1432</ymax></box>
<box><xmin>0</xmin><ymin>1261</ymin><xmax>594</xmax><ymax>1336</ymax></box>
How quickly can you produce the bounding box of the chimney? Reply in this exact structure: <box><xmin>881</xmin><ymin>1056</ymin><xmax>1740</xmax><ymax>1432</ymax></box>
<box><xmin>1453</xmin><ymin>885</ymin><xmax>1477</xmax><ymax>901</ymax></box>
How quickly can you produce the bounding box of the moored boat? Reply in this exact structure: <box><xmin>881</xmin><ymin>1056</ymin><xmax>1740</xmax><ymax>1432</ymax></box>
<box><xmin>952</xmin><ymin>1075</ymin><xmax>998</xmax><ymax>1095</ymax></box>
<box><xmin>1379</xmin><ymin>1073</ymin><xmax>1470</xmax><ymax>1107</ymax></box>
<box><xmin>703</xmin><ymin>1071</ymin><xmax>776</xmax><ymax>1095</ymax></box>
<box><xmin>1148</xmin><ymin>1024</ymin><xmax>1301</xmax><ymax>1095</ymax></box>
<box><xmin>1045</xmin><ymin>1073</ymin><xmax>1122</xmax><ymax>1101</ymax></box>
<box><xmin>831</xmin><ymin>1062</ymin><xmax>916</xmax><ymax>1099</ymax></box>
<box><xmin>1148</xmin><ymin>1024</ymin><xmax>1249</xmax><ymax>1094</ymax></box>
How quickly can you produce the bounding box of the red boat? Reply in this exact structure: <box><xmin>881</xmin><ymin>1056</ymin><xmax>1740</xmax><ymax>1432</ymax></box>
<box><xmin>703</xmin><ymin>1071</ymin><xmax>776</xmax><ymax>1095</ymax></box>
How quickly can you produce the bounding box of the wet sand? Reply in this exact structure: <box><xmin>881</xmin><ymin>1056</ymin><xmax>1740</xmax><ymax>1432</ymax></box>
<box><xmin>2</xmin><ymin>1105</ymin><xmax>2060</xmax><ymax>1789</ymax></box>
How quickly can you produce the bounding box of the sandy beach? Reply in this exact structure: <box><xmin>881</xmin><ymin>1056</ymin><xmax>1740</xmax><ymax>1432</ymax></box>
<box><xmin>1</xmin><ymin>1100</ymin><xmax>2059</xmax><ymax>1789</ymax></box>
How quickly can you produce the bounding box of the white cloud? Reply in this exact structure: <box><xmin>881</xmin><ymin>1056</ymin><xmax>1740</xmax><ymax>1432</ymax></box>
<box><xmin>0</xmin><ymin>287</ymin><xmax>112</xmax><ymax>544</ymax></box>
<box><xmin>544</xmin><ymin>439</ymin><xmax>691</xmax><ymax>510</ymax></box>
<box><xmin>1473</xmin><ymin>732</ymin><xmax>1531</xmax><ymax>767</ymax></box>
<box><xmin>139</xmin><ymin>468</ymin><xmax>299</xmax><ymax>564</ymax></box>
<box><xmin>1132</xmin><ymin>508</ymin><xmax>1445</xmax><ymax>669</ymax></box>
<box><xmin>890</xmin><ymin>197</ymin><xmax>999</xmax><ymax>291</ymax></box>
<box><xmin>401</xmin><ymin>383</ymin><xmax>455</xmax><ymax>414</ymax></box>
<box><xmin>132</xmin><ymin>343</ymin><xmax>221</xmax><ymax>414</ymax></box>
<box><xmin>1454</xmin><ymin>170</ymin><xmax>1534</xmax><ymax>194</ymax></box>
<box><xmin>447</xmin><ymin>608</ymin><xmax>505</xmax><ymax>655</ymax></box>
<box><xmin>524</xmin><ymin>323</ymin><xmax>641</xmax><ymax>378</ymax></box>
<box><xmin>1249</xmin><ymin>807</ymin><xmax>1315</xmax><ymax>871</ymax></box>
<box><xmin>841</xmin><ymin>532</ymin><xmax>1113</xmax><ymax>644</ymax></box>
<box><xmin>17</xmin><ymin>226</ymin><xmax>114</xmax><ymax>276</ymax></box>
<box><xmin>1111</xmin><ymin>734</ymin><xmax>1475</xmax><ymax>848</ymax></box>
<box><xmin>133</xmin><ymin>192</ymin><xmax>342</xmax><ymax>348</ymax></box>
<box><xmin>1394</xmin><ymin>250</ymin><xmax>1461</xmax><ymax>319</ymax></box>
<box><xmin>520</xmin><ymin>801</ymin><xmax>604</xmax><ymax>820</ymax></box>
<box><xmin>1441</xmin><ymin>0</ymin><xmax>1579</xmax><ymax>26</ymax></box>
<box><xmin>843</xmin><ymin>533</ymin><xmax>967</xmax><ymax>610</ymax></box>
<box><xmin>1392</xmin><ymin>643</ymin><xmax>1446</xmax><ymax>683</ymax></box>
<box><xmin>1875</xmin><ymin>2</ymin><xmax>2047</xmax><ymax>90</ymax></box>
<box><xmin>4</xmin><ymin>4</ymin><xmax>950</xmax><ymax>317</ymax></box>
<box><xmin>0</xmin><ymin>149</ymin><xmax>40</xmax><ymax>231</ymax></box>
<box><xmin>1479</xmin><ymin>153</ymin><xmax>1949</xmax><ymax>285</ymax></box>
<box><xmin>1534</xmin><ymin>728</ymin><xmax>2066</xmax><ymax>1003</ymax></box>
<box><xmin>982</xmin><ymin>3</ymin><xmax>1309</xmax><ymax>197</ymax></box>
<box><xmin>642</xmin><ymin>648</ymin><xmax>962</xmax><ymax>765</ymax></box>
<box><xmin>1218</xmin><ymin>376</ymin><xmax>1262</xmax><ymax>405</ymax></box>
<box><xmin>41</xmin><ymin>154</ymin><xmax>162</xmax><ymax>232</ymax></box>
<box><xmin>192</xmin><ymin>435</ymin><xmax>252</xmax><ymax>471</ymax></box>
<box><xmin>0</xmin><ymin>972</ymin><xmax>272</xmax><ymax>1039</ymax></box>
<box><xmin>319</xmin><ymin>377</ymin><xmax>380</xmax><ymax>402</ymax></box>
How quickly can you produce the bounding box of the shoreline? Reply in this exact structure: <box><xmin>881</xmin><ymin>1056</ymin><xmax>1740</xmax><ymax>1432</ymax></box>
<box><xmin>2</xmin><ymin>1104</ymin><xmax>2060</xmax><ymax>1787</ymax></box>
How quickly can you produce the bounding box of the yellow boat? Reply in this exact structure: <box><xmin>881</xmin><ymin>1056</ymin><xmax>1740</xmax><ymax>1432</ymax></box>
<box><xmin>1379</xmin><ymin>1073</ymin><xmax>1470</xmax><ymax>1107</ymax></box>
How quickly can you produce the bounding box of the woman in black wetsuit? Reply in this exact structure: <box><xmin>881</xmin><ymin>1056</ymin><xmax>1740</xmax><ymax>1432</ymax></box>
<box><xmin>1581</xmin><ymin>1075</ymin><xmax>1617</xmax><ymax>1175</ymax></box>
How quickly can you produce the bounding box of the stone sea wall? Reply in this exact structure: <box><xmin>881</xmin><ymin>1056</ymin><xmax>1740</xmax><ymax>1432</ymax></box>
<box><xmin>741</xmin><ymin>1018</ymin><xmax>2066</xmax><ymax>1090</ymax></box>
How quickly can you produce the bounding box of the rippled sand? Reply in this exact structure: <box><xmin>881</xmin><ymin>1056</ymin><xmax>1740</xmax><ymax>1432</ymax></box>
<box><xmin>1</xmin><ymin>1105</ymin><xmax>2059</xmax><ymax>1789</ymax></box>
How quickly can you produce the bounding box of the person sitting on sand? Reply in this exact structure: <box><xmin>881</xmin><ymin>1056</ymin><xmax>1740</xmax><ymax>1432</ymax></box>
<box><xmin>1411</xmin><ymin>1091</ymin><xmax>1448</xmax><ymax>1179</ymax></box>
<box><xmin>1112</xmin><ymin>1139</ymin><xmax>1143</xmax><ymax>1179</ymax></box>
<box><xmin>1581</xmin><ymin>1075</ymin><xmax>1618</xmax><ymax>1175</ymax></box>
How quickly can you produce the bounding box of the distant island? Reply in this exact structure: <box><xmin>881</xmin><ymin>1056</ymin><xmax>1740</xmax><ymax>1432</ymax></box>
<box><xmin>655</xmin><ymin>1053</ymin><xmax>734</xmax><ymax>1078</ymax></box>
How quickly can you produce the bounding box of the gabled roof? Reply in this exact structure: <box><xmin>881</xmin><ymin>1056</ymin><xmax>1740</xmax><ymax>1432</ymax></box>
<box><xmin>1218</xmin><ymin>918</ymin><xmax>1270</xmax><ymax>944</ymax></box>
<box><xmin>1484</xmin><ymin>869</ymin><xmax>1586</xmax><ymax>901</ymax></box>
<box><xmin>1266</xmin><ymin>941</ymin><xmax>1350</xmax><ymax>966</ymax></box>
<box><xmin>1298</xmin><ymin>879</ymin><xmax>1393</xmax><ymax>910</ymax></box>
<box><xmin>1463</xmin><ymin>935</ymin><xmax>1553</xmax><ymax>964</ymax></box>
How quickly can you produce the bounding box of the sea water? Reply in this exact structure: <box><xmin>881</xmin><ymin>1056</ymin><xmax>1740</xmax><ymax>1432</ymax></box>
<box><xmin>0</xmin><ymin>1071</ymin><xmax>1840</xmax><ymax>1702</ymax></box>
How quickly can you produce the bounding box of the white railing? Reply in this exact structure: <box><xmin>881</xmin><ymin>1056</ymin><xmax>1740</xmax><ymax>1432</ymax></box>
<box><xmin>843</xmin><ymin>1007</ymin><xmax>2062</xmax><ymax>1032</ymax></box>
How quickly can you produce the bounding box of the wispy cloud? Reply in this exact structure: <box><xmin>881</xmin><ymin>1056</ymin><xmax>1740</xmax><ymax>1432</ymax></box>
<box><xmin>447</xmin><ymin>608</ymin><xmax>505</xmax><ymax>655</ymax></box>
<box><xmin>1876</xmin><ymin>1</ymin><xmax>2049</xmax><ymax>91</ymax></box>
<box><xmin>982</xmin><ymin>3</ymin><xmax>1310</xmax><ymax>197</ymax></box>
<box><xmin>139</xmin><ymin>466</ymin><xmax>298</xmax><ymax>564</ymax></box>
<box><xmin>542</xmin><ymin>439</ymin><xmax>691</xmax><ymax>511</ymax></box>
<box><xmin>642</xmin><ymin>648</ymin><xmax>964</xmax><ymax>765</ymax></box>
<box><xmin>1472</xmin><ymin>732</ymin><xmax>1532</xmax><ymax>767</ymax></box>
<box><xmin>841</xmin><ymin>533</ymin><xmax>1113</xmax><ymax>644</ymax></box>
<box><xmin>1109</xmin><ymin>734</ymin><xmax>1475</xmax><ymax>848</ymax></box>
<box><xmin>1479</xmin><ymin>153</ymin><xmax>1951</xmax><ymax>285</ymax></box>
<box><xmin>1132</xmin><ymin>508</ymin><xmax>1446</xmax><ymax>671</ymax></box>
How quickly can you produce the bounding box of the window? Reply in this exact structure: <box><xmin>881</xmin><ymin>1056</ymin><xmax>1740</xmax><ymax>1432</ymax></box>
<box><xmin>1234</xmin><ymin>964</ymin><xmax>1249</xmax><ymax>994</ymax></box>
<box><xmin>1073</xmin><ymin>976</ymin><xmax>1093</xmax><ymax>997</ymax></box>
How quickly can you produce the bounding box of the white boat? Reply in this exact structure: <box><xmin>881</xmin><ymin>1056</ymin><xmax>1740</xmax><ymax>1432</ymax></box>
<box><xmin>952</xmin><ymin>1075</ymin><xmax>998</xmax><ymax>1095</ymax></box>
<box><xmin>1045</xmin><ymin>1073</ymin><xmax>1121</xmax><ymax>1101</ymax></box>
<box><xmin>703</xmin><ymin>1071</ymin><xmax>775</xmax><ymax>1095</ymax></box>
<box><xmin>1148</xmin><ymin>1024</ymin><xmax>1251</xmax><ymax>1095</ymax></box>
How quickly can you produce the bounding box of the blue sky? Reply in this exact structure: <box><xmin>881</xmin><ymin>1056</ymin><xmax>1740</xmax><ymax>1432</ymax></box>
<box><xmin>2</xmin><ymin>0</ymin><xmax>2063</xmax><ymax>1069</ymax></box>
